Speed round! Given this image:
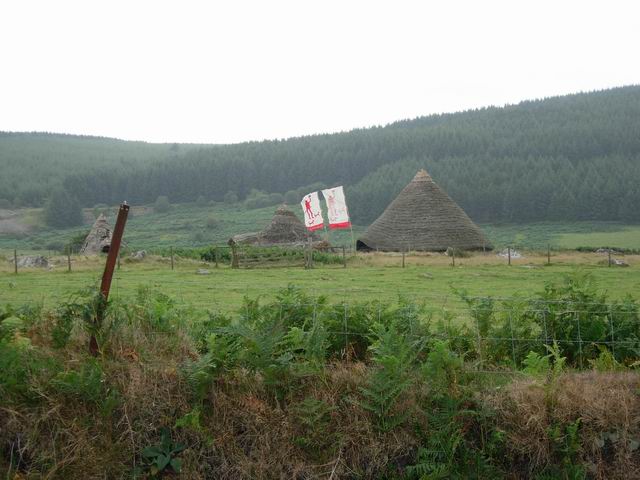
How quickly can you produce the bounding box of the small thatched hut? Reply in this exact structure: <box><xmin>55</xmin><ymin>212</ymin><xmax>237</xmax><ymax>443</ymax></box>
<box><xmin>357</xmin><ymin>170</ymin><xmax>490</xmax><ymax>252</ymax></box>
<box><xmin>80</xmin><ymin>214</ymin><xmax>112</xmax><ymax>254</ymax></box>
<box><xmin>231</xmin><ymin>205</ymin><xmax>320</xmax><ymax>246</ymax></box>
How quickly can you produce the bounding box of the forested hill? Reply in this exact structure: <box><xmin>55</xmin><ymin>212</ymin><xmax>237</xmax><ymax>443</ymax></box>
<box><xmin>2</xmin><ymin>85</ymin><xmax>640</xmax><ymax>224</ymax></box>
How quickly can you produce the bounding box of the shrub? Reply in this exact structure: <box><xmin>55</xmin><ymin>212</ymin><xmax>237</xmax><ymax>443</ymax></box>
<box><xmin>45</xmin><ymin>241</ymin><xmax>65</xmax><ymax>252</ymax></box>
<box><xmin>205</xmin><ymin>216</ymin><xmax>219</xmax><ymax>230</ymax></box>
<box><xmin>223</xmin><ymin>191</ymin><xmax>238</xmax><ymax>204</ymax></box>
<box><xmin>154</xmin><ymin>195</ymin><xmax>171</xmax><ymax>213</ymax></box>
<box><xmin>64</xmin><ymin>230</ymin><xmax>89</xmax><ymax>254</ymax></box>
<box><xmin>284</xmin><ymin>190</ymin><xmax>299</xmax><ymax>205</ymax></box>
<box><xmin>358</xmin><ymin>318</ymin><xmax>423</xmax><ymax>431</ymax></box>
<box><xmin>195</xmin><ymin>195</ymin><xmax>207</xmax><ymax>207</ymax></box>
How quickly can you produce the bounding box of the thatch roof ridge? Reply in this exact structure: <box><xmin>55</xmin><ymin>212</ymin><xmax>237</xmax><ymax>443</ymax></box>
<box><xmin>357</xmin><ymin>170</ymin><xmax>490</xmax><ymax>252</ymax></box>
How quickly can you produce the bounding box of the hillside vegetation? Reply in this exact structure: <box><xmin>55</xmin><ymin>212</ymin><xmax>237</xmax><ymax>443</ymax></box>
<box><xmin>1</xmin><ymin>86</ymin><xmax>640</xmax><ymax>225</ymax></box>
<box><xmin>1</xmin><ymin>279</ymin><xmax>639</xmax><ymax>478</ymax></box>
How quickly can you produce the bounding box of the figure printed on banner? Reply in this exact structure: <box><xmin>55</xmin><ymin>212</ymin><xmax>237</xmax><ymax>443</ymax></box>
<box><xmin>300</xmin><ymin>191</ymin><xmax>324</xmax><ymax>231</ymax></box>
<box><xmin>321</xmin><ymin>186</ymin><xmax>351</xmax><ymax>229</ymax></box>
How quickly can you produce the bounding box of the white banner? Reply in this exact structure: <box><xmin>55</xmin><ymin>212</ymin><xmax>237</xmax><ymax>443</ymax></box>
<box><xmin>300</xmin><ymin>191</ymin><xmax>324</xmax><ymax>231</ymax></box>
<box><xmin>322</xmin><ymin>186</ymin><xmax>351</xmax><ymax>229</ymax></box>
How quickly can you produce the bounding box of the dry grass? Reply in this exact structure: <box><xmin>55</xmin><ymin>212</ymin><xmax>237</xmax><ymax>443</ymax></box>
<box><xmin>485</xmin><ymin>371</ymin><xmax>640</xmax><ymax>479</ymax></box>
<box><xmin>2</xmin><ymin>298</ymin><xmax>640</xmax><ymax>478</ymax></box>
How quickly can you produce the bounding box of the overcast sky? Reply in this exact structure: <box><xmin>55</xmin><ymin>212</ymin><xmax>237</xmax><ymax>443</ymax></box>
<box><xmin>1</xmin><ymin>0</ymin><xmax>638</xmax><ymax>144</ymax></box>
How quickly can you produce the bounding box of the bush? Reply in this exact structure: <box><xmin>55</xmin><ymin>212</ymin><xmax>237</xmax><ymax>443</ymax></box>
<box><xmin>223</xmin><ymin>191</ymin><xmax>238</xmax><ymax>204</ymax></box>
<box><xmin>154</xmin><ymin>195</ymin><xmax>171</xmax><ymax>213</ymax></box>
<box><xmin>268</xmin><ymin>192</ymin><xmax>284</xmax><ymax>205</ymax></box>
<box><xmin>192</xmin><ymin>230</ymin><xmax>206</xmax><ymax>243</ymax></box>
<box><xmin>284</xmin><ymin>190</ymin><xmax>299</xmax><ymax>205</ymax></box>
<box><xmin>64</xmin><ymin>231</ymin><xmax>90</xmax><ymax>254</ymax></box>
<box><xmin>205</xmin><ymin>216</ymin><xmax>219</xmax><ymax>230</ymax></box>
<box><xmin>45</xmin><ymin>241</ymin><xmax>65</xmax><ymax>252</ymax></box>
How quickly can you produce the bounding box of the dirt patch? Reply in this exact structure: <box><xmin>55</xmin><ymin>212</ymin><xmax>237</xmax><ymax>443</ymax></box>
<box><xmin>0</xmin><ymin>209</ymin><xmax>31</xmax><ymax>235</ymax></box>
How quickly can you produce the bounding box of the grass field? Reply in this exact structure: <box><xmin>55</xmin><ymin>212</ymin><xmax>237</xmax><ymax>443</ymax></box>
<box><xmin>2</xmin><ymin>251</ymin><xmax>638</xmax><ymax>313</ymax></box>
<box><xmin>2</xmin><ymin>202</ymin><xmax>640</xmax><ymax>252</ymax></box>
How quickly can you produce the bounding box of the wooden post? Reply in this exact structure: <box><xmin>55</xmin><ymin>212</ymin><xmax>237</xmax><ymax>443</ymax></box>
<box><xmin>402</xmin><ymin>249</ymin><xmax>405</xmax><ymax>268</ymax></box>
<box><xmin>547</xmin><ymin>244</ymin><xmax>551</xmax><ymax>265</ymax></box>
<box><xmin>608</xmin><ymin>250</ymin><xmax>612</xmax><ymax>267</ymax></box>
<box><xmin>14</xmin><ymin>249</ymin><xmax>17</xmax><ymax>274</ymax></box>
<box><xmin>508</xmin><ymin>246</ymin><xmax>511</xmax><ymax>266</ymax></box>
<box><xmin>170</xmin><ymin>246</ymin><xmax>174</xmax><ymax>270</ymax></box>
<box><xmin>306</xmin><ymin>236</ymin><xmax>313</xmax><ymax>269</ymax></box>
<box><xmin>93</xmin><ymin>202</ymin><xmax>130</xmax><ymax>356</ymax></box>
<box><xmin>229</xmin><ymin>240</ymin><xmax>239</xmax><ymax>269</ymax></box>
<box><xmin>214</xmin><ymin>246</ymin><xmax>219</xmax><ymax>268</ymax></box>
<box><xmin>452</xmin><ymin>248</ymin><xmax>455</xmax><ymax>267</ymax></box>
<box><xmin>67</xmin><ymin>252</ymin><xmax>71</xmax><ymax>272</ymax></box>
<box><xmin>342</xmin><ymin>245</ymin><xmax>346</xmax><ymax>268</ymax></box>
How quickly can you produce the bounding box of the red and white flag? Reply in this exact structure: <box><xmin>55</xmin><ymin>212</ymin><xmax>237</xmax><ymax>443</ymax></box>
<box><xmin>301</xmin><ymin>191</ymin><xmax>324</xmax><ymax>231</ymax></box>
<box><xmin>321</xmin><ymin>186</ymin><xmax>351</xmax><ymax>229</ymax></box>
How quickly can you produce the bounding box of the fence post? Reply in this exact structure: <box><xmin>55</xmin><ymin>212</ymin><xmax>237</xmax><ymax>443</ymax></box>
<box><xmin>608</xmin><ymin>250</ymin><xmax>612</xmax><ymax>267</ymax></box>
<box><xmin>94</xmin><ymin>202</ymin><xmax>130</xmax><ymax>356</ymax></box>
<box><xmin>508</xmin><ymin>246</ymin><xmax>511</xmax><ymax>266</ymax></box>
<box><xmin>67</xmin><ymin>252</ymin><xmax>71</xmax><ymax>272</ymax></box>
<box><xmin>342</xmin><ymin>245</ymin><xmax>346</xmax><ymax>268</ymax></box>
<box><xmin>402</xmin><ymin>249</ymin><xmax>405</xmax><ymax>268</ymax></box>
<box><xmin>306</xmin><ymin>236</ymin><xmax>313</xmax><ymax>269</ymax></box>
<box><xmin>547</xmin><ymin>244</ymin><xmax>551</xmax><ymax>265</ymax></box>
<box><xmin>14</xmin><ymin>249</ymin><xmax>18</xmax><ymax>274</ymax></box>
<box><xmin>229</xmin><ymin>241</ymin><xmax>239</xmax><ymax>269</ymax></box>
<box><xmin>214</xmin><ymin>246</ymin><xmax>219</xmax><ymax>268</ymax></box>
<box><xmin>451</xmin><ymin>248</ymin><xmax>455</xmax><ymax>267</ymax></box>
<box><xmin>170</xmin><ymin>246</ymin><xmax>174</xmax><ymax>271</ymax></box>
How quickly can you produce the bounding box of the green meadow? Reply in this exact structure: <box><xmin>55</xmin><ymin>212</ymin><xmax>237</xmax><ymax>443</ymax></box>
<box><xmin>3</xmin><ymin>202</ymin><xmax>640</xmax><ymax>253</ymax></box>
<box><xmin>2</xmin><ymin>253</ymin><xmax>639</xmax><ymax>313</ymax></box>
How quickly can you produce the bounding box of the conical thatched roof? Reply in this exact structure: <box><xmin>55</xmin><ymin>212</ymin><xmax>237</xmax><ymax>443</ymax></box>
<box><xmin>80</xmin><ymin>214</ymin><xmax>112</xmax><ymax>254</ymax></box>
<box><xmin>232</xmin><ymin>205</ymin><xmax>320</xmax><ymax>246</ymax></box>
<box><xmin>357</xmin><ymin>170</ymin><xmax>491</xmax><ymax>252</ymax></box>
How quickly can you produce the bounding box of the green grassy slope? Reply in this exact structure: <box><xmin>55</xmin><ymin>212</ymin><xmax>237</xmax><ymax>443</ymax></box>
<box><xmin>2</xmin><ymin>203</ymin><xmax>640</xmax><ymax>252</ymax></box>
<box><xmin>1</xmin><ymin>257</ymin><xmax>639</xmax><ymax>312</ymax></box>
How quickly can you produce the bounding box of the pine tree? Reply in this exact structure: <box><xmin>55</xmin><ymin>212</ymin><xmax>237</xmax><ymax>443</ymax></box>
<box><xmin>43</xmin><ymin>189</ymin><xmax>83</xmax><ymax>228</ymax></box>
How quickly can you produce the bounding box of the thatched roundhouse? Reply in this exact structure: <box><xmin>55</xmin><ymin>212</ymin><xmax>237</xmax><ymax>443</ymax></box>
<box><xmin>357</xmin><ymin>170</ymin><xmax>490</xmax><ymax>252</ymax></box>
<box><xmin>231</xmin><ymin>205</ymin><xmax>320</xmax><ymax>246</ymax></box>
<box><xmin>80</xmin><ymin>214</ymin><xmax>113</xmax><ymax>254</ymax></box>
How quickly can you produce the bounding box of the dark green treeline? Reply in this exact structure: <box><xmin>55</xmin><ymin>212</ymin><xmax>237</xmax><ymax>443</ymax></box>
<box><xmin>2</xmin><ymin>85</ymin><xmax>640</xmax><ymax>224</ymax></box>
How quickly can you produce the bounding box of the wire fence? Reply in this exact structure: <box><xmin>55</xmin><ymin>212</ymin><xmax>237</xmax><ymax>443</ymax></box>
<box><xmin>108</xmin><ymin>293</ymin><xmax>640</xmax><ymax>374</ymax></box>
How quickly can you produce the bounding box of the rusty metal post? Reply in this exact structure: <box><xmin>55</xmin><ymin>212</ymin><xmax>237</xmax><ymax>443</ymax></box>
<box><xmin>547</xmin><ymin>244</ymin><xmax>551</xmax><ymax>265</ymax></box>
<box><xmin>508</xmin><ymin>246</ymin><xmax>511</xmax><ymax>266</ymax></box>
<box><xmin>67</xmin><ymin>252</ymin><xmax>71</xmax><ymax>272</ymax></box>
<box><xmin>452</xmin><ymin>248</ymin><xmax>455</xmax><ymax>267</ymax></box>
<box><xmin>402</xmin><ymin>249</ymin><xmax>405</xmax><ymax>268</ymax></box>
<box><xmin>14</xmin><ymin>249</ymin><xmax>17</xmax><ymax>274</ymax></box>
<box><xmin>170</xmin><ymin>246</ymin><xmax>174</xmax><ymax>270</ymax></box>
<box><xmin>91</xmin><ymin>202</ymin><xmax>129</xmax><ymax>356</ymax></box>
<box><xmin>342</xmin><ymin>245</ymin><xmax>346</xmax><ymax>268</ymax></box>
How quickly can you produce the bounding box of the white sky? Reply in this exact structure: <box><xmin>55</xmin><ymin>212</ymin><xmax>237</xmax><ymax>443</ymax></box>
<box><xmin>1</xmin><ymin>0</ymin><xmax>639</xmax><ymax>144</ymax></box>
